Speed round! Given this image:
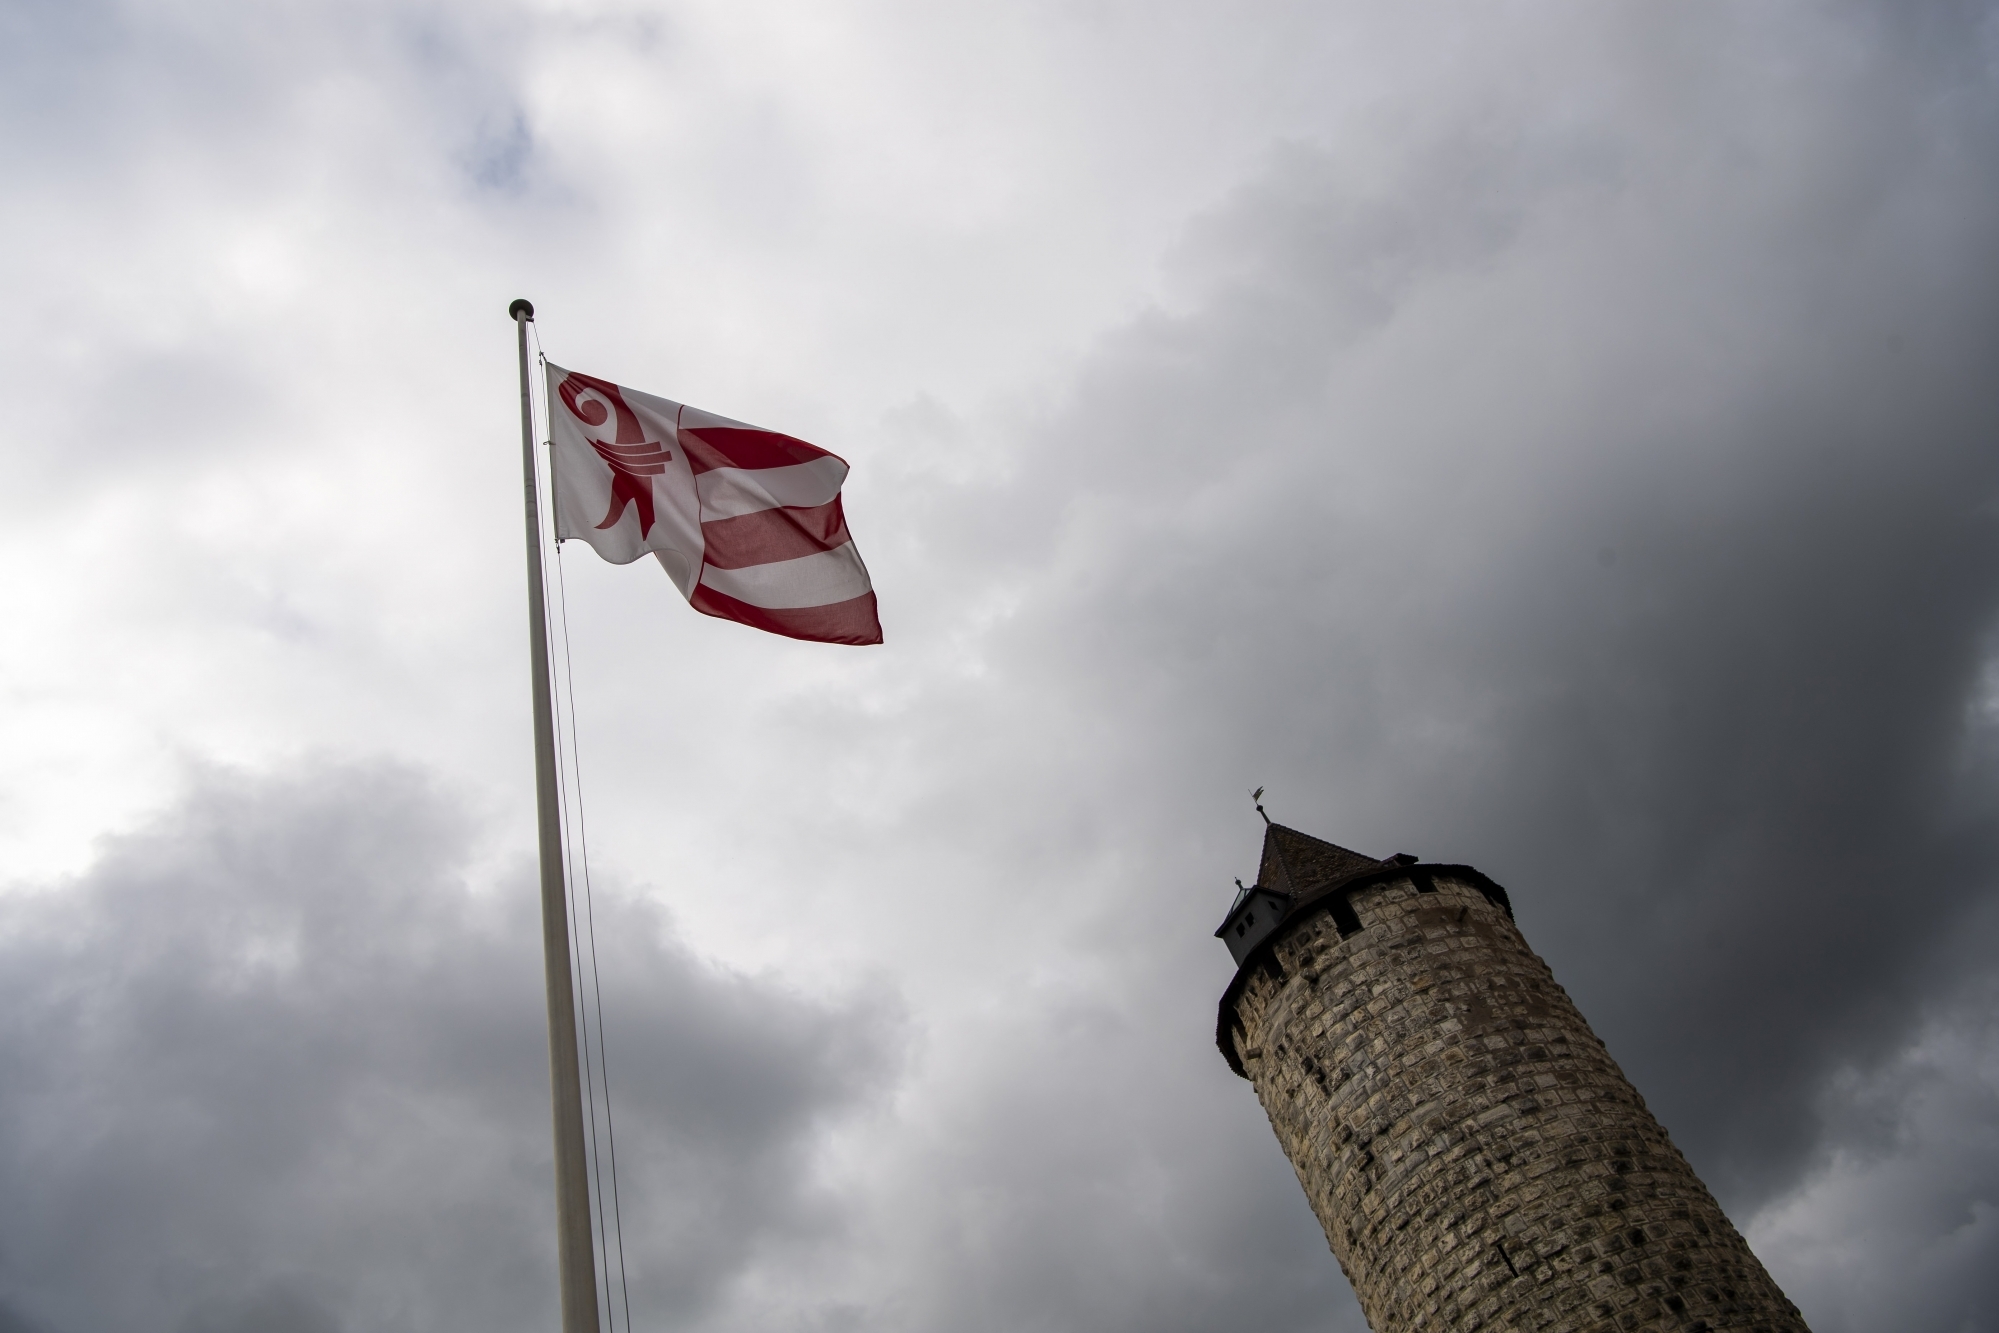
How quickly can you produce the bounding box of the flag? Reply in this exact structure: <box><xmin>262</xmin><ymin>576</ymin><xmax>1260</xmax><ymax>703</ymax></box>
<box><xmin>545</xmin><ymin>363</ymin><xmax>882</xmax><ymax>645</ymax></box>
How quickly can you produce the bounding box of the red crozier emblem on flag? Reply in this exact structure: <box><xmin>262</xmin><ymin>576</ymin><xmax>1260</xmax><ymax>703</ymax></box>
<box><xmin>556</xmin><ymin>371</ymin><xmax>671</xmax><ymax>538</ymax></box>
<box><xmin>544</xmin><ymin>360</ymin><xmax>881</xmax><ymax>645</ymax></box>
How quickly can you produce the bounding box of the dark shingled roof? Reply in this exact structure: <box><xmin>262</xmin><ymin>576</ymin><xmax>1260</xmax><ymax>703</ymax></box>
<box><xmin>1255</xmin><ymin>824</ymin><xmax>1385</xmax><ymax>899</ymax></box>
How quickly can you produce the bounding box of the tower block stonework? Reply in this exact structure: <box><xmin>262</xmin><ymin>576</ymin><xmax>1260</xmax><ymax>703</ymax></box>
<box><xmin>1215</xmin><ymin>825</ymin><xmax>1807</xmax><ymax>1333</ymax></box>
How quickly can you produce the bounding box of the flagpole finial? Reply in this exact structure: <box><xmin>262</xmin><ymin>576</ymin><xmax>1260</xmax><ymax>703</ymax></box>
<box><xmin>509</xmin><ymin>298</ymin><xmax>535</xmax><ymax>322</ymax></box>
<box><xmin>1251</xmin><ymin>786</ymin><xmax>1270</xmax><ymax>826</ymax></box>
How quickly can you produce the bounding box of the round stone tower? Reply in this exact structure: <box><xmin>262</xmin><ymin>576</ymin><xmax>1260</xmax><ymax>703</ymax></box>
<box><xmin>1215</xmin><ymin>823</ymin><xmax>1808</xmax><ymax>1333</ymax></box>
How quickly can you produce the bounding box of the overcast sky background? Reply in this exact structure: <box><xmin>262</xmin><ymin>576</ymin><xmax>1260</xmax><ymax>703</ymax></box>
<box><xmin>3</xmin><ymin>2</ymin><xmax>1998</xmax><ymax>1331</ymax></box>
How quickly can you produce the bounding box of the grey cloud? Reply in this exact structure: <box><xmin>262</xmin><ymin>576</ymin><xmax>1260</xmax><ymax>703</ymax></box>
<box><xmin>840</xmin><ymin>5</ymin><xmax>1999</xmax><ymax>1327</ymax></box>
<box><xmin>0</xmin><ymin>761</ymin><xmax>899</xmax><ymax>1333</ymax></box>
<box><xmin>852</xmin><ymin>997</ymin><xmax>1374</xmax><ymax>1333</ymax></box>
<box><xmin>5</xmin><ymin>2</ymin><xmax>1999</xmax><ymax>1332</ymax></box>
<box><xmin>478</xmin><ymin>6</ymin><xmax>1999</xmax><ymax>1328</ymax></box>
<box><xmin>0</xmin><ymin>0</ymin><xmax>544</xmax><ymax>502</ymax></box>
<box><xmin>1748</xmin><ymin>965</ymin><xmax>1999</xmax><ymax>1332</ymax></box>
<box><xmin>180</xmin><ymin>1287</ymin><xmax>343</xmax><ymax>1333</ymax></box>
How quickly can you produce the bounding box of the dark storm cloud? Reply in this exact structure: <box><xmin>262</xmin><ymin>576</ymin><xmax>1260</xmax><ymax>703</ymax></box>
<box><xmin>1752</xmin><ymin>968</ymin><xmax>1999</xmax><ymax>1330</ymax></box>
<box><xmin>849</xmin><ymin>5</ymin><xmax>1999</xmax><ymax>1327</ymax></box>
<box><xmin>0</xmin><ymin>762</ymin><xmax>898</xmax><ymax>1333</ymax></box>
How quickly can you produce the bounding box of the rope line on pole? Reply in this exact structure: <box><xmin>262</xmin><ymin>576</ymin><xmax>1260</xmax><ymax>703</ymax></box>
<box><xmin>533</xmin><ymin>381</ymin><xmax>617</xmax><ymax>1333</ymax></box>
<box><xmin>532</xmin><ymin>321</ymin><xmax>635</xmax><ymax>1332</ymax></box>
<box><xmin>554</xmin><ymin>540</ymin><xmax>636</xmax><ymax>1333</ymax></box>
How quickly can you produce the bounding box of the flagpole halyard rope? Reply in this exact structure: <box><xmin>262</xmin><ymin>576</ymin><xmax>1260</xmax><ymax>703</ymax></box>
<box><xmin>535</xmin><ymin>356</ymin><xmax>620</xmax><ymax>1333</ymax></box>
<box><xmin>552</xmin><ymin>544</ymin><xmax>637</xmax><ymax>1333</ymax></box>
<box><xmin>547</xmin><ymin>668</ymin><xmax>616</xmax><ymax>1333</ymax></box>
<box><xmin>534</xmin><ymin>315</ymin><xmax>635</xmax><ymax>1333</ymax></box>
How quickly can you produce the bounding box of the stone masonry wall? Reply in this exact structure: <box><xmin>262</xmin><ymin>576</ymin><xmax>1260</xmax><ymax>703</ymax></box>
<box><xmin>1228</xmin><ymin>874</ymin><xmax>1808</xmax><ymax>1333</ymax></box>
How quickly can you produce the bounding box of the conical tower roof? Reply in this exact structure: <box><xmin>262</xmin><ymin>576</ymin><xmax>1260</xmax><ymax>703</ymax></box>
<box><xmin>1256</xmin><ymin>824</ymin><xmax>1384</xmax><ymax>898</ymax></box>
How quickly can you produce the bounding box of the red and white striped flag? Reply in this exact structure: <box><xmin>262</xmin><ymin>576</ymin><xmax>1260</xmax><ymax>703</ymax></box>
<box><xmin>545</xmin><ymin>364</ymin><xmax>882</xmax><ymax>645</ymax></box>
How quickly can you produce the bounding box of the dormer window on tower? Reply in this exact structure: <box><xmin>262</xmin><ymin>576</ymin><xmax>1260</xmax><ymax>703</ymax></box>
<box><xmin>1214</xmin><ymin>881</ymin><xmax>1292</xmax><ymax>967</ymax></box>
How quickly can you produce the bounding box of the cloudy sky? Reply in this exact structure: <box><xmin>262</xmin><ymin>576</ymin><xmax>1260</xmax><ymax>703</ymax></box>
<box><xmin>4</xmin><ymin>2</ymin><xmax>1998</xmax><ymax>1331</ymax></box>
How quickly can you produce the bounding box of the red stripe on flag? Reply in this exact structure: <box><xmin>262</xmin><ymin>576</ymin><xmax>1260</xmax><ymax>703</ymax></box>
<box><xmin>700</xmin><ymin>499</ymin><xmax>851</xmax><ymax>570</ymax></box>
<box><xmin>679</xmin><ymin>426</ymin><xmax>836</xmax><ymax>475</ymax></box>
<box><xmin>689</xmin><ymin>585</ymin><xmax>883</xmax><ymax>645</ymax></box>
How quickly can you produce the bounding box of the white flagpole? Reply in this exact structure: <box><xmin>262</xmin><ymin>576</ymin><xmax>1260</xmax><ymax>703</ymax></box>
<box><xmin>511</xmin><ymin>297</ymin><xmax>603</xmax><ymax>1333</ymax></box>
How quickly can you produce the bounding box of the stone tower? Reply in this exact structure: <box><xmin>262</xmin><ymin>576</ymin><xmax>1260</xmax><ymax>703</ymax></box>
<box><xmin>1215</xmin><ymin>823</ymin><xmax>1808</xmax><ymax>1333</ymax></box>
